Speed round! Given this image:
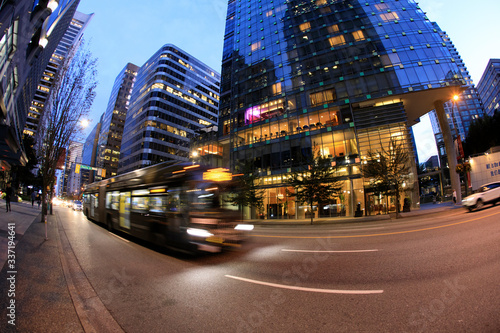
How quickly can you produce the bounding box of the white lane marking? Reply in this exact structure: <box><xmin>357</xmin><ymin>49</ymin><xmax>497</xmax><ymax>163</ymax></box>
<box><xmin>281</xmin><ymin>249</ymin><xmax>379</xmax><ymax>253</ymax></box>
<box><xmin>109</xmin><ymin>232</ymin><xmax>130</xmax><ymax>243</ymax></box>
<box><xmin>225</xmin><ymin>275</ymin><xmax>383</xmax><ymax>295</ymax></box>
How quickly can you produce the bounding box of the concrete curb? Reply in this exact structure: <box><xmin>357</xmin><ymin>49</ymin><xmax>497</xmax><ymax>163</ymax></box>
<box><xmin>55</xmin><ymin>213</ymin><xmax>124</xmax><ymax>333</ymax></box>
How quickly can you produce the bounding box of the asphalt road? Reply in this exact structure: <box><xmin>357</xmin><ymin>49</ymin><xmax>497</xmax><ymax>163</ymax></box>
<box><xmin>58</xmin><ymin>204</ymin><xmax>500</xmax><ymax>333</ymax></box>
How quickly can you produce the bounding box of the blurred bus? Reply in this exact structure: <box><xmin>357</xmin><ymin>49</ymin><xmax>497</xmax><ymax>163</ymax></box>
<box><xmin>82</xmin><ymin>162</ymin><xmax>252</xmax><ymax>253</ymax></box>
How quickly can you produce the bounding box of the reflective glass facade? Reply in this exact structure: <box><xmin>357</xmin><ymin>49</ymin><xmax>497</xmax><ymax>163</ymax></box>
<box><xmin>97</xmin><ymin>63</ymin><xmax>139</xmax><ymax>178</ymax></box>
<box><xmin>220</xmin><ymin>0</ymin><xmax>466</xmax><ymax>219</ymax></box>
<box><xmin>24</xmin><ymin>11</ymin><xmax>94</xmax><ymax>138</ymax></box>
<box><xmin>119</xmin><ymin>45</ymin><xmax>220</xmax><ymax>174</ymax></box>
<box><xmin>477</xmin><ymin>59</ymin><xmax>500</xmax><ymax>117</ymax></box>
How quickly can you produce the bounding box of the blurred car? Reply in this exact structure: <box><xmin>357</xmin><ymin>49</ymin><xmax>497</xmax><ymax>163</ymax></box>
<box><xmin>462</xmin><ymin>182</ymin><xmax>500</xmax><ymax>211</ymax></box>
<box><xmin>72</xmin><ymin>200</ymin><xmax>83</xmax><ymax>211</ymax></box>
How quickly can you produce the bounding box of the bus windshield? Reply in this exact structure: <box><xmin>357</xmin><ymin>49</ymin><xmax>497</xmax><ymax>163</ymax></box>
<box><xmin>186</xmin><ymin>181</ymin><xmax>224</xmax><ymax>211</ymax></box>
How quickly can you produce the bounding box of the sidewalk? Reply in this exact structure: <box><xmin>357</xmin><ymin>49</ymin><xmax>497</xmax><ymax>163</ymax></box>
<box><xmin>0</xmin><ymin>200</ymin><xmax>83</xmax><ymax>332</ymax></box>
<box><xmin>0</xmin><ymin>199</ymin><xmax>461</xmax><ymax>332</ymax></box>
<box><xmin>248</xmin><ymin>201</ymin><xmax>462</xmax><ymax>226</ymax></box>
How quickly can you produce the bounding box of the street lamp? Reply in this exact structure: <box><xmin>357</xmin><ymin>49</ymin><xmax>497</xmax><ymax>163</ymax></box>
<box><xmin>80</xmin><ymin>119</ymin><xmax>90</xmax><ymax>128</ymax></box>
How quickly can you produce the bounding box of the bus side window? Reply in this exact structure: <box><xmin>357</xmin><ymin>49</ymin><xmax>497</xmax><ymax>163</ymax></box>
<box><xmin>92</xmin><ymin>193</ymin><xmax>99</xmax><ymax>208</ymax></box>
<box><xmin>150</xmin><ymin>196</ymin><xmax>167</xmax><ymax>213</ymax></box>
<box><xmin>106</xmin><ymin>192</ymin><xmax>112</xmax><ymax>209</ymax></box>
<box><xmin>106</xmin><ymin>191</ymin><xmax>120</xmax><ymax>210</ymax></box>
<box><xmin>132</xmin><ymin>196</ymin><xmax>149</xmax><ymax>212</ymax></box>
<box><xmin>167</xmin><ymin>193</ymin><xmax>180</xmax><ymax>212</ymax></box>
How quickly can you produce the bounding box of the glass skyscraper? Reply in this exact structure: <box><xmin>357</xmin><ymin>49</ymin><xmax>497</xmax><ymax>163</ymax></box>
<box><xmin>220</xmin><ymin>0</ymin><xmax>466</xmax><ymax>219</ymax></box>
<box><xmin>24</xmin><ymin>11</ymin><xmax>93</xmax><ymax>138</ymax></box>
<box><xmin>118</xmin><ymin>44</ymin><xmax>220</xmax><ymax>174</ymax></box>
<box><xmin>477</xmin><ymin>59</ymin><xmax>500</xmax><ymax>117</ymax></box>
<box><xmin>97</xmin><ymin>63</ymin><xmax>139</xmax><ymax>178</ymax></box>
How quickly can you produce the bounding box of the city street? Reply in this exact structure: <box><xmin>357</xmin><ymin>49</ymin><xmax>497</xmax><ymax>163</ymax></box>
<box><xmin>3</xmin><ymin>203</ymin><xmax>499</xmax><ymax>332</ymax></box>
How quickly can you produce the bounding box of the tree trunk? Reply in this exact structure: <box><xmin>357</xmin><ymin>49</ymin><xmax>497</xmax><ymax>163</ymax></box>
<box><xmin>41</xmin><ymin>188</ymin><xmax>47</xmax><ymax>223</ymax></box>
<box><xmin>395</xmin><ymin>188</ymin><xmax>401</xmax><ymax>219</ymax></box>
<box><xmin>310</xmin><ymin>199</ymin><xmax>314</xmax><ymax>225</ymax></box>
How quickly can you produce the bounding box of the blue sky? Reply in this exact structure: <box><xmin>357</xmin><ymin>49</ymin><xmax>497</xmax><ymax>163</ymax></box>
<box><xmin>76</xmin><ymin>0</ymin><xmax>500</xmax><ymax>163</ymax></box>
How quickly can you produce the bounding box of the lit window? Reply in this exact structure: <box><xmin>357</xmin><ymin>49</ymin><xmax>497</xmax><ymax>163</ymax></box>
<box><xmin>328</xmin><ymin>35</ymin><xmax>346</xmax><ymax>47</ymax></box>
<box><xmin>352</xmin><ymin>30</ymin><xmax>365</xmax><ymax>41</ymax></box>
<box><xmin>379</xmin><ymin>12</ymin><xmax>399</xmax><ymax>22</ymax></box>
<box><xmin>251</xmin><ymin>41</ymin><xmax>261</xmax><ymax>52</ymax></box>
<box><xmin>299</xmin><ymin>22</ymin><xmax>311</xmax><ymax>32</ymax></box>
<box><xmin>327</xmin><ymin>25</ymin><xmax>340</xmax><ymax>34</ymax></box>
<box><xmin>310</xmin><ymin>89</ymin><xmax>336</xmax><ymax>106</ymax></box>
<box><xmin>272</xmin><ymin>82</ymin><xmax>282</xmax><ymax>95</ymax></box>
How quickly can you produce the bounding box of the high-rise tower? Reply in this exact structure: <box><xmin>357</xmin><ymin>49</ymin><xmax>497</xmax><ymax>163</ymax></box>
<box><xmin>97</xmin><ymin>63</ymin><xmax>139</xmax><ymax>178</ymax></box>
<box><xmin>1</xmin><ymin>0</ymin><xmax>80</xmax><ymax>170</ymax></box>
<box><xmin>477</xmin><ymin>59</ymin><xmax>500</xmax><ymax>117</ymax></box>
<box><xmin>24</xmin><ymin>11</ymin><xmax>94</xmax><ymax>138</ymax></box>
<box><xmin>220</xmin><ymin>0</ymin><xmax>467</xmax><ymax>219</ymax></box>
<box><xmin>118</xmin><ymin>45</ymin><xmax>220</xmax><ymax>174</ymax></box>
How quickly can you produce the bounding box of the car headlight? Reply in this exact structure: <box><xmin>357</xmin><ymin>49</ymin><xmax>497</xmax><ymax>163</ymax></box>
<box><xmin>187</xmin><ymin>228</ymin><xmax>214</xmax><ymax>238</ymax></box>
<box><xmin>462</xmin><ymin>197</ymin><xmax>475</xmax><ymax>203</ymax></box>
<box><xmin>235</xmin><ymin>224</ymin><xmax>254</xmax><ymax>231</ymax></box>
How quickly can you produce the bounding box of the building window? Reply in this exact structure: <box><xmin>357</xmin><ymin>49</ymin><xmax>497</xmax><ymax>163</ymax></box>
<box><xmin>352</xmin><ymin>30</ymin><xmax>366</xmax><ymax>41</ymax></box>
<box><xmin>244</xmin><ymin>100</ymin><xmax>285</xmax><ymax>124</ymax></box>
<box><xmin>328</xmin><ymin>35</ymin><xmax>346</xmax><ymax>47</ymax></box>
<box><xmin>251</xmin><ymin>41</ymin><xmax>261</xmax><ymax>52</ymax></box>
<box><xmin>0</xmin><ymin>20</ymin><xmax>18</xmax><ymax>75</ymax></box>
<box><xmin>271</xmin><ymin>82</ymin><xmax>282</xmax><ymax>95</ymax></box>
<box><xmin>379</xmin><ymin>12</ymin><xmax>399</xmax><ymax>22</ymax></box>
<box><xmin>309</xmin><ymin>89</ymin><xmax>336</xmax><ymax>106</ymax></box>
<box><xmin>223</xmin><ymin>119</ymin><xmax>231</xmax><ymax>135</ymax></box>
<box><xmin>299</xmin><ymin>22</ymin><xmax>311</xmax><ymax>32</ymax></box>
<box><xmin>327</xmin><ymin>24</ymin><xmax>340</xmax><ymax>34</ymax></box>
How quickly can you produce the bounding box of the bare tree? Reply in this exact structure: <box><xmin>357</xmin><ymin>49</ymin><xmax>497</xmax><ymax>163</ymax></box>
<box><xmin>361</xmin><ymin>138</ymin><xmax>411</xmax><ymax>218</ymax></box>
<box><xmin>36</xmin><ymin>43</ymin><xmax>97</xmax><ymax>223</ymax></box>
<box><xmin>286</xmin><ymin>151</ymin><xmax>343</xmax><ymax>224</ymax></box>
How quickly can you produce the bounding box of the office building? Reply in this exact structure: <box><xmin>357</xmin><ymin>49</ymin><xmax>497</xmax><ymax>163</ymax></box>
<box><xmin>62</xmin><ymin>141</ymin><xmax>83</xmax><ymax>198</ymax></box>
<box><xmin>97</xmin><ymin>63</ymin><xmax>139</xmax><ymax>178</ymax></box>
<box><xmin>118</xmin><ymin>44</ymin><xmax>220</xmax><ymax>174</ymax></box>
<box><xmin>24</xmin><ymin>10</ymin><xmax>93</xmax><ymax>138</ymax></box>
<box><xmin>81</xmin><ymin>115</ymin><xmax>102</xmax><ymax>184</ymax></box>
<box><xmin>1</xmin><ymin>0</ymin><xmax>79</xmax><ymax>172</ymax></box>
<box><xmin>220</xmin><ymin>0</ymin><xmax>467</xmax><ymax>219</ymax></box>
<box><xmin>477</xmin><ymin>59</ymin><xmax>500</xmax><ymax>117</ymax></box>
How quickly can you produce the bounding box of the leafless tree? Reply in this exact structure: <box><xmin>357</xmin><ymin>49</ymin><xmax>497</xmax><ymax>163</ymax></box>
<box><xmin>286</xmin><ymin>151</ymin><xmax>343</xmax><ymax>224</ymax></box>
<box><xmin>361</xmin><ymin>138</ymin><xmax>411</xmax><ymax>218</ymax></box>
<box><xmin>36</xmin><ymin>42</ymin><xmax>97</xmax><ymax>222</ymax></box>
